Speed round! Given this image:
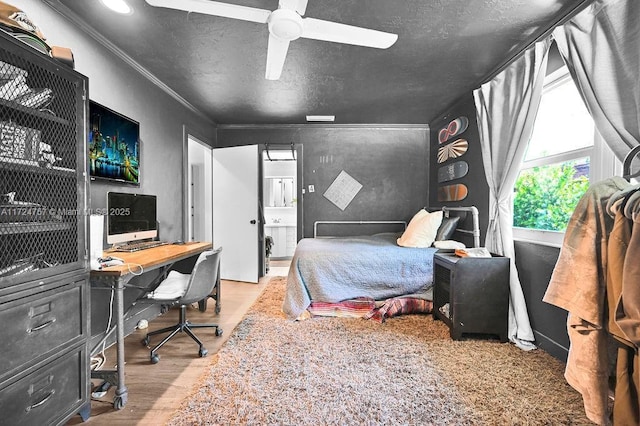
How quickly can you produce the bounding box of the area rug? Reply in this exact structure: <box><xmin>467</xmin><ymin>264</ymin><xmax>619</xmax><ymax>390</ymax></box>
<box><xmin>167</xmin><ymin>277</ymin><xmax>591</xmax><ymax>425</ymax></box>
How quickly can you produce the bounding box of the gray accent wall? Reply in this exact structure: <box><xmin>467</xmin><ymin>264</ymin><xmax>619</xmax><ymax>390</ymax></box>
<box><xmin>217</xmin><ymin>125</ymin><xmax>430</xmax><ymax>238</ymax></box>
<box><xmin>429</xmin><ymin>95</ymin><xmax>490</xmax><ymax>248</ymax></box>
<box><xmin>515</xmin><ymin>241</ymin><xmax>569</xmax><ymax>361</ymax></box>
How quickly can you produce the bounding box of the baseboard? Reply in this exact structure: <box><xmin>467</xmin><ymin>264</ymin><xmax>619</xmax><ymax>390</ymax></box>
<box><xmin>534</xmin><ymin>330</ymin><xmax>569</xmax><ymax>363</ymax></box>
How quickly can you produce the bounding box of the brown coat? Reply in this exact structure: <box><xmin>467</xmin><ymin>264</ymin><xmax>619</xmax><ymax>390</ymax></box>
<box><xmin>544</xmin><ymin>176</ymin><xmax>630</xmax><ymax>425</ymax></box>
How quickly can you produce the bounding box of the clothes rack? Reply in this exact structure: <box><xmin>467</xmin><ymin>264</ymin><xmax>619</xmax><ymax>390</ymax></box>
<box><xmin>622</xmin><ymin>144</ymin><xmax>640</xmax><ymax>179</ymax></box>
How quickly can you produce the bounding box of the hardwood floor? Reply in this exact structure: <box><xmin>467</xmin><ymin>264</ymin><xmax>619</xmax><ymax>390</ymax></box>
<box><xmin>67</xmin><ymin>260</ymin><xmax>290</xmax><ymax>425</ymax></box>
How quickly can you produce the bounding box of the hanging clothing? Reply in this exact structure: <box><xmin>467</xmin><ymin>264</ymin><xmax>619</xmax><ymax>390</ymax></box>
<box><xmin>607</xmin><ymin>192</ymin><xmax>639</xmax><ymax>426</ymax></box>
<box><xmin>544</xmin><ymin>176</ymin><xmax>630</xmax><ymax>425</ymax></box>
<box><xmin>616</xmin><ymin>193</ymin><xmax>640</xmax><ymax>346</ymax></box>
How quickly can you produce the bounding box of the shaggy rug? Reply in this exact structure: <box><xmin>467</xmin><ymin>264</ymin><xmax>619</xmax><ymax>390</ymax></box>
<box><xmin>168</xmin><ymin>277</ymin><xmax>591</xmax><ymax>425</ymax></box>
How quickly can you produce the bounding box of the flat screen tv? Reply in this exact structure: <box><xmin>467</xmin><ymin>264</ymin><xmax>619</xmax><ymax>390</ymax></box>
<box><xmin>106</xmin><ymin>192</ymin><xmax>157</xmax><ymax>245</ymax></box>
<box><xmin>89</xmin><ymin>100</ymin><xmax>140</xmax><ymax>185</ymax></box>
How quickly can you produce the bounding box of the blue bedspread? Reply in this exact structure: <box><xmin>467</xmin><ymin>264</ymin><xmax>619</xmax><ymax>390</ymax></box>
<box><xmin>282</xmin><ymin>233</ymin><xmax>437</xmax><ymax>319</ymax></box>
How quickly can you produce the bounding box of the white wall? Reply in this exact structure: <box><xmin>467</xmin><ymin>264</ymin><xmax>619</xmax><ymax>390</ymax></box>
<box><xmin>12</xmin><ymin>0</ymin><xmax>217</xmax><ymax>242</ymax></box>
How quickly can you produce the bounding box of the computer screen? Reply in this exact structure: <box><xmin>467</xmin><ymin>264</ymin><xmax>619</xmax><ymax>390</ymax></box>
<box><xmin>106</xmin><ymin>192</ymin><xmax>157</xmax><ymax>245</ymax></box>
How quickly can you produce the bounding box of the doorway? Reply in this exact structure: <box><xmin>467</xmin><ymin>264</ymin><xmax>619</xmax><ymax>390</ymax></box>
<box><xmin>262</xmin><ymin>145</ymin><xmax>300</xmax><ymax>263</ymax></box>
<box><xmin>184</xmin><ymin>132</ymin><xmax>213</xmax><ymax>243</ymax></box>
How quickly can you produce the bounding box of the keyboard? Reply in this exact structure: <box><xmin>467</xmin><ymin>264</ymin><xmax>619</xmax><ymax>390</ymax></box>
<box><xmin>112</xmin><ymin>240</ymin><xmax>169</xmax><ymax>252</ymax></box>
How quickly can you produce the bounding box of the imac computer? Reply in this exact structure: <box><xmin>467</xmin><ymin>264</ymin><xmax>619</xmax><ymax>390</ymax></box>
<box><xmin>106</xmin><ymin>192</ymin><xmax>157</xmax><ymax>245</ymax></box>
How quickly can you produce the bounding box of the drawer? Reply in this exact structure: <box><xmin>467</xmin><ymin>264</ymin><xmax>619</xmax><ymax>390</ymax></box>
<box><xmin>0</xmin><ymin>345</ymin><xmax>87</xmax><ymax>426</ymax></box>
<box><xmin>0</xmin><ymin>279</ymin><xmax>86</xmax><ymax>380</ymax></box>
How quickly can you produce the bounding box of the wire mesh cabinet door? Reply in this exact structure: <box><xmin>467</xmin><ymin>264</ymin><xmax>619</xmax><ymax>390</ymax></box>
<box><xmin>0</xmin><ymin>30</ymin><xmax>90</xmax><ymax>425</ymax></box>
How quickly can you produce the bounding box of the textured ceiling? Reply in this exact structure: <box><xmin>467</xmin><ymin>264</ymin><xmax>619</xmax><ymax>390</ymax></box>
<box><xmin>45</xmin><ymin>0</ymin><xmax>591</xmax><ymax>125</ymax></box>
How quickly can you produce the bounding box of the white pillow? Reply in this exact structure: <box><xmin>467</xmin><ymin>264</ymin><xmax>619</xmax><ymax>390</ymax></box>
<box><xmin>148</xmin><ymin>270</ymin><xmax>189</xmax><ymax>299</ymax></box>
<box><xmin>397</xmin><ymin>209</ymin><xmax>443</xmax><ymax>248</ymax></box>
<box><xmin>433</xmin><ymin>240</ymin><xmax>466</xmax><ymax>249</ymax></box>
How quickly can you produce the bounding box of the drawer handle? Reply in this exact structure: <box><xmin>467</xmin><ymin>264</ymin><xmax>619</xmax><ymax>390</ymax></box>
<box><xmin>26</xmin><ymin>390</ymin><xmax>55</xmax><ymax>412</ymax></box>
<box><xmin>27</xmin><ymin>318</ymin><xmax>56</xmax><ymax>334</ymax></box>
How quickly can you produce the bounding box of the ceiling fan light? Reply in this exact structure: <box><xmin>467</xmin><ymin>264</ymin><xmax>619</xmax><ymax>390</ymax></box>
<box><xmin>100</xmin><ymin>0</ymin><xmax>132</xmax><ymax>14</ymax></box>
<box><xmin>268</xmin><ymin>8</ymin><xmax>303</xmax><ymax>40</ymax></box>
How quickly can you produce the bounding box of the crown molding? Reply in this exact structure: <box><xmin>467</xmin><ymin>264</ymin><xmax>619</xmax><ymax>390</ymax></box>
<box><xmin>42</xmin><ymin>0</ymin><xmax>215</xmax><ymax>125</ymax></box>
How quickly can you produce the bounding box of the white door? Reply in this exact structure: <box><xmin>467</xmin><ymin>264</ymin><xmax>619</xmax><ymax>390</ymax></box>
<box><xmin>213</xmin><ymin>145</ymin><xmax>259</xmax><ymax>283</ymax></box>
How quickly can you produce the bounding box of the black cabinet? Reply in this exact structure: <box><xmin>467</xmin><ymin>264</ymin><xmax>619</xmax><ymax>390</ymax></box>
<box><xmin>433</xmin><ymin>252</ymin><xmax>509</xmax><ymax>342</ymax></box>
<box><xmin>0</xmin><ymin>30</ymin><xmax>89</xmax><ymax>424</ymax></box>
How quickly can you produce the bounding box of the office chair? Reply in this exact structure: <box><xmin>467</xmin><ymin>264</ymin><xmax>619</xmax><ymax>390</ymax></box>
<box><xmin>141</xmin><ymin>247</ymin><xmax>223</xmax><ymax>364</ymax></box>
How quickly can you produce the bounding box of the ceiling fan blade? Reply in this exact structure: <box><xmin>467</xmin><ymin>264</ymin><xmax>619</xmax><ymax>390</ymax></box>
<box><xmin>144</xmin><ymin>0</ymin><xmax>271</xmax><ymax>24</ymax></box>
<box><xmin>296</xmin><ymin>0</ymin><xmax>308</xmax><ymax>15</ymax></box>
<box><xmin>277</xmin><ymin>0</ymin><xmax>307</xmax><ymax>15</ymax></box>
<box><xmin>265</xmin><ymin>34</ymin><xmax>290</xmax><ymax>80</ymax></box>
<box><xmin>301</xmin><ymin>18</ymin><xmax>398</xmax><ymax>49</ymax></box>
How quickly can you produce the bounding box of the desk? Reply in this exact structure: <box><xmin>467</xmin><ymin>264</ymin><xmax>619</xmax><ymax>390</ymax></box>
<box><xmin>90</xmin><ymin>242</ymin><xmax>213</xmax><ymax>410</ymax></box>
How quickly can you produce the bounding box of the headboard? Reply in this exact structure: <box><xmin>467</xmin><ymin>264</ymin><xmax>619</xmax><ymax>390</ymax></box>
<box><xmin>313</xmin><ymin>205</ymin><xmax>481</xmax><ymax>247</ymax></box>
<box><xmin>313</xmin><ymin>220</ymin><xmax>407</xmax><ymax>238</ymax></box>
<box><xmin>439</xmin><ymin>206</ymin><xmax>480</xmax><ymax>248</ymax></box>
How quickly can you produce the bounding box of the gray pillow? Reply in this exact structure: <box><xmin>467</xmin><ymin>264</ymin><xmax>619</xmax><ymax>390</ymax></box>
<box><xmin>435</xmin><ymin>216</ymin><xmax>460</xmax><ymax>241</ymax></box>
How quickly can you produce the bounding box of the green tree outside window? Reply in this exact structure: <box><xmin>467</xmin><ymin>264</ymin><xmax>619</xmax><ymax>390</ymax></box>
<box><xmin>513</xmin><ymin>160</ymin><xmax>590</xmax><ymax>232</ymax></box>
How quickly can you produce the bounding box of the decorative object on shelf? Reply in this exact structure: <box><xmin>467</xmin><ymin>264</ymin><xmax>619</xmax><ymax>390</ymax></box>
<box><xmin>0</xmin><ymin>190</ymin><xmax>14</xmax><ymax>203</ymax></box>
<box><xmin>437</xmin><ymin>183</ymin><xmax>468</xmax><ymax>202</ymax></box>
<box><xmin>0</xmin><ymin>1</ymin><xmax>75</xmax><ymax>68</ymax></box>
<box><xmin>0</xmin><ymin>252</ymin><xmax>57</xmax><ymax>277</ymax></box>
<box><xmin>438</xmin><ymin>116</ymin><xmax>469</xmax><ymax>144</ymax></box>
<box><xmin>437</xmin><ymin>138</ymin><xmax>468</xmax><ymax>163</ymax></box>
<box><xmin>437</xmin><ymin>160</ymin><xmax>468</xmax><ymax>183</ymax></box>
<box><xmin>0</xmin><ymin>61</ymin><xmax>27</xmax><ymax>100</ymax></box>
<box><xmin>0</xmin><ymin>120</ymin><xmax>40</xmax><ymax>160</ymax></box>
<box><xmin>0</xmin><ymin>60</ymin><xmax>54</xmax><ymax>109</ymax></box>
<box><xmin>15</xmin><ymin>87</ymin><xmax>53</xmax><ymax>108</ymax></box>
<box><xmin>37</xmin><ymin>141</ymin><xmax>60</xmax><ymax>168</ymax></box>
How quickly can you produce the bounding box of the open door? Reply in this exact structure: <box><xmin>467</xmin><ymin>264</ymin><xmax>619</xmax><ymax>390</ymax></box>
<box><xmin>213</xmin><ymin>145</ymin><xmax>259</xmax><ymax>283</ymax></box>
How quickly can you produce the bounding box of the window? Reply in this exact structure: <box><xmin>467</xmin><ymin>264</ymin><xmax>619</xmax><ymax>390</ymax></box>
<box><xmin>512</xmin><ymin>66</ymin><xmax>620</xmax><ymax>246</ymax></box>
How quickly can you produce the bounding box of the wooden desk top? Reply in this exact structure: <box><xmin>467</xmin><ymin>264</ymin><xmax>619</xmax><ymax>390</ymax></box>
<box><xmin>91</xmin><ymin>242</ymin><xmax>213</xmax><ymax>277</ymax></box>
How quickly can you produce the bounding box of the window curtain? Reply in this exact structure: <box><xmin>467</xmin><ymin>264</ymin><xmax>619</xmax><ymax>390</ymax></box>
<box><xmin>552</xmin><ymin>0</ymin><xmax>640</xmax><ymax>162</ymax></box>
<box><xmin>473</xmin><ymin>37</ymin><xmax>551</xmax><ymax>350</ymax></box>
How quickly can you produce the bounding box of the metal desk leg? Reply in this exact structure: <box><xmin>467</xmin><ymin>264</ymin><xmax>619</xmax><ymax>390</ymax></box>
<box><xmin>90</xmin><ymin>274</ymin><xmax>129</xmax><ymax>409</ymax></box>
<box><xmin>113</xmin><ymin>275</ymin><xmax>128</xmax><ymax>410</ymax></box>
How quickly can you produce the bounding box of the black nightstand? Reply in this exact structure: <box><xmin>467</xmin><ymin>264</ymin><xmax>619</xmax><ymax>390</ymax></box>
<box><xmin>432</xmin><ymin>252</ymin><xmax>510</xmax><ymax>341</ymax></box>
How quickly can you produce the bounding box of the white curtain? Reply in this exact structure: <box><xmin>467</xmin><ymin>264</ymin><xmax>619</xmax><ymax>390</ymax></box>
<box><xmin>553</xmin><ymin>0</ymin><xmax>640</xmax><ymax>162</ymax></box>
<box><xmin>473</xmin><ymin>38</ymin><xmax>552</xmax><ymax>349</ymax></box>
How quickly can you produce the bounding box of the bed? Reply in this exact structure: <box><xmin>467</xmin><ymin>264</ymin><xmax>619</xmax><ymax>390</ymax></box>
<box><xmin>282</xmin><ymin>206</ymin><xmax>480</xmax><ymax>321</ymax></box>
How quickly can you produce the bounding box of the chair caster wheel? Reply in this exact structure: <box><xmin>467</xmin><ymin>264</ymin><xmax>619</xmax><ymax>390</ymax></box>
<box><xmin>199</xmin><ymin>347</ymin><xmax>208</xmax><ymax>357</ymax></box>
<box><xmin>151</xmin><ymin>354</ymin><xmax>160</xmax><ymax>364</ymax></box>
<box><xmin>142</xmin><ymin>336</ymin><xmax>150</xmax><ymax>346</ymax></box>
<box><xmin>113</xmin><ymin>395</ymin><xmax>125</xmax><ymax>410</ymax></box>
<box><xmin>215</xmin><ymin>327</ymin><xmax>223</xmax><ymax>337</ymax></box>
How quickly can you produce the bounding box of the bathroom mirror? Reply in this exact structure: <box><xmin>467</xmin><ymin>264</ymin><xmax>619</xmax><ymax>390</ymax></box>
<box><xmin>264</xmin><ymin>177</ymin><xmax>295</xmax><ymax>207</ymax></box>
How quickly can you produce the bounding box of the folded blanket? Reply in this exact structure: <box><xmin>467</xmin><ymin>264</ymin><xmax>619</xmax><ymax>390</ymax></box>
<box><xmin>366</xmin><ymin>296</ymin><xmax>433</xmax><ymax>323</ymax></box>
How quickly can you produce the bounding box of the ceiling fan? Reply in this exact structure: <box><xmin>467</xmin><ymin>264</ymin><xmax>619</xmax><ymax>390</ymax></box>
<box><xmin>144</xmin><ymin>0</ymin><xmax>398</xmax><ymax>80</ymax></box>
